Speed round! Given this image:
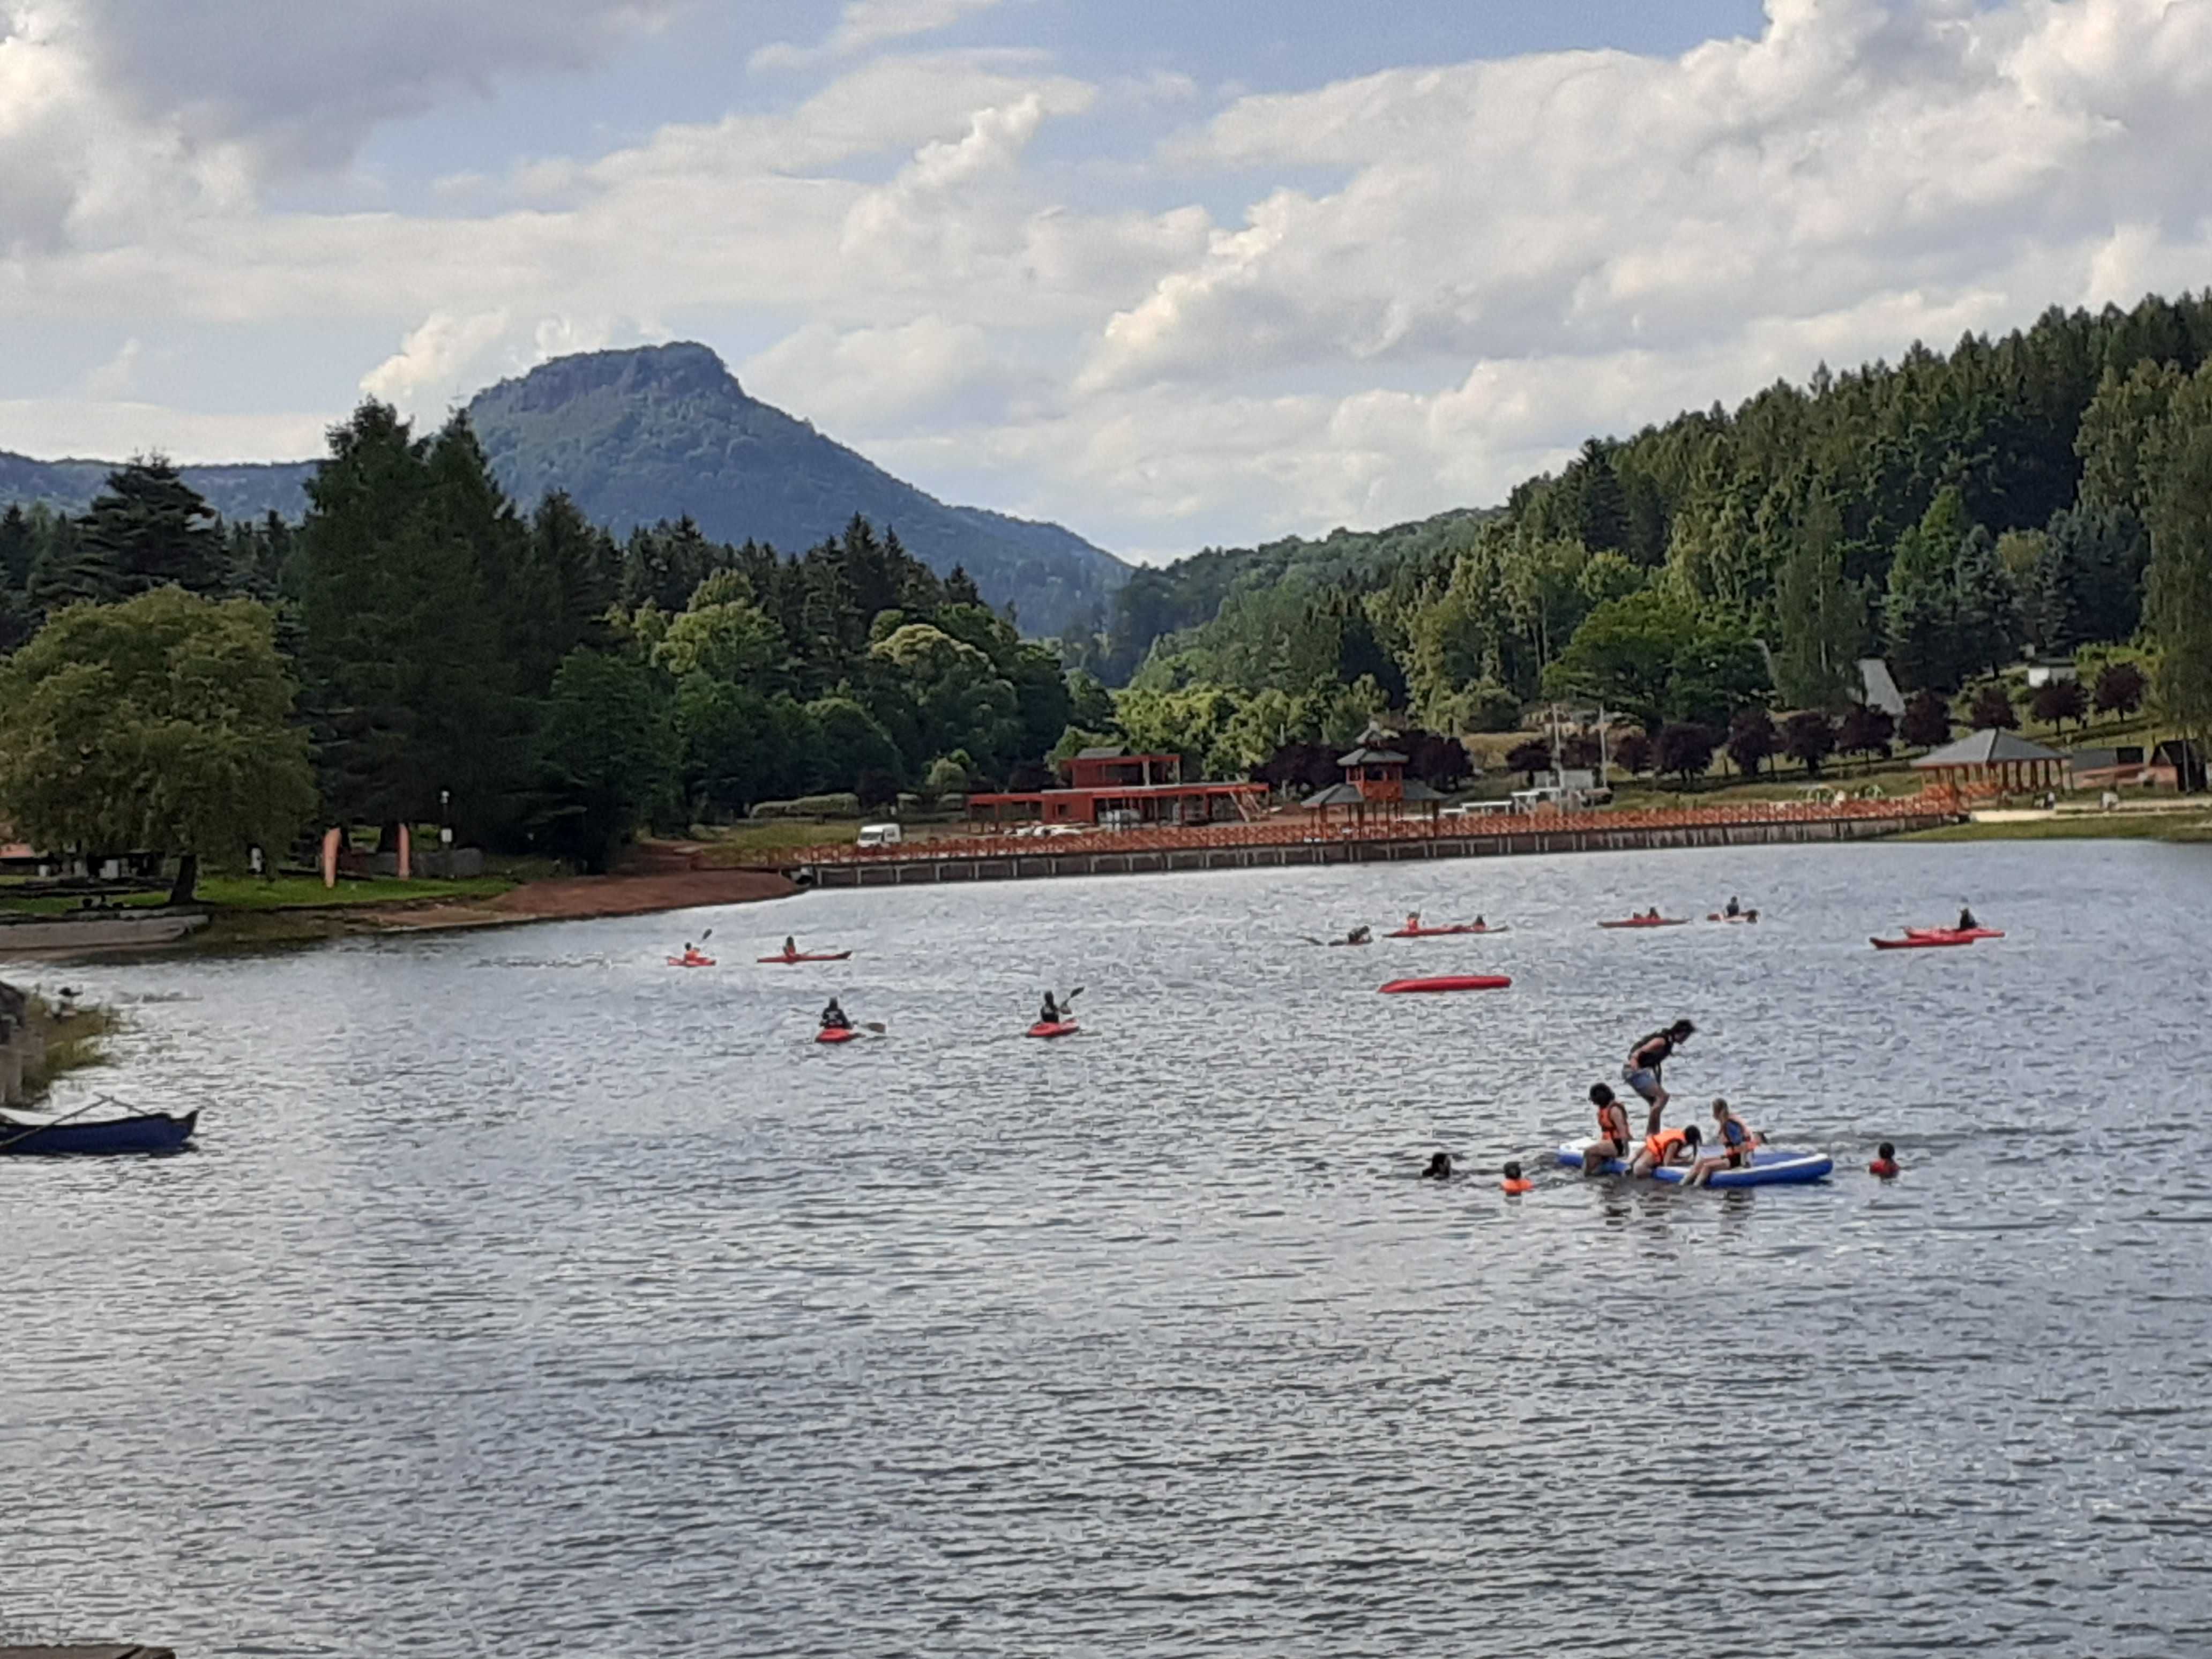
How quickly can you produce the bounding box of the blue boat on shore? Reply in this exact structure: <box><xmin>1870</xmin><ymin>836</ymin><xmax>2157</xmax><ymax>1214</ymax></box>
<box><xmin>0</xmin><ymin>1107</ymin><xmax>198</xmax><ymax>1156</ymax></box>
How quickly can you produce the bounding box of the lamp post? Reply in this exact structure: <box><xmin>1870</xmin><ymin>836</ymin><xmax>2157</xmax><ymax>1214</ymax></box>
<box><xmin>439</xmin><ymin>789</ymin><xmax>453</xmax><ymax>848</ymax></box>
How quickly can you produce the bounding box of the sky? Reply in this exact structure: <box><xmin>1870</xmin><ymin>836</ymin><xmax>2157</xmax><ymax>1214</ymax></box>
<box><xmin>3</xmin><ymin>0</ymin><xmax>2211</xmax><ymax>562</ymax></box>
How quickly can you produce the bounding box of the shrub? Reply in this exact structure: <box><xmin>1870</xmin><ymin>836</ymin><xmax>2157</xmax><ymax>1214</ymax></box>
<box><xmin>2029</xmin><ymin>678</ymin><xmax>2088</xmax><ymax>731</ymax></box>
<box><xmin>1969</xmin><ymin>681</ymin><xmax>2020</xmax><ymax>731</ymax></box>
<box><xmin>2093</xmin><ymin>661</ymin><xmax>2146</xmax><ymax>719</ymax></box>
<box><xmin>1782</xmin><ymin>710</ymin><xmax>1837</xmax><ymax>776</ymax></box>
<box><xmin>1725</xmin><ymin>707</ymin><xmax>1777</xmax><ymax>777</ymax></box>
<box><xmin>750</xmin><ymin>793</ymin><xmax>862</xmax><ymax>820</ymax></box>
<box><xmin>1837</xmin><ymin>705</ymin><xmax>1895</xmax><ymax>767</ymax></box>
<box><xmin>1655</xmin><ymin>721</ymin><xmax>1718</xmax><ymax>786</ymax></box>
<box><xmin>1900</xmin><ymin>690</ymin><xmax>1952</xmax><ymax>750</ymax></box>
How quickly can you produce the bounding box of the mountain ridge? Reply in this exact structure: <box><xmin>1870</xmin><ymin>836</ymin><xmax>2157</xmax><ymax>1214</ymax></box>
<box><xmin>0</xmin><ymin>341</ymin><xmax>1127</xmax><ymax>637</ymax></box>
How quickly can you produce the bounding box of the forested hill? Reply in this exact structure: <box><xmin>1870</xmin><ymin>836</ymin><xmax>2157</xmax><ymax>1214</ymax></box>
<box><xmin>1083</xmin><ymin>290</ymin><xmax>2212</xmax><ymax>738</ymax></box>
<box><xmin>464</xmin><ymin>343</ymin><xmax>1123</xmax><ymax>639</ymax></box>
<box><xmin>0</xmin><ymin>341</ymin><xmax>1128</xmax><ymax>638</ymax></box>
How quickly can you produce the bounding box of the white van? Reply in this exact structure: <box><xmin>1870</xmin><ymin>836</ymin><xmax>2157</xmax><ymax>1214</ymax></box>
<box><xmin>856</xmin><ymin>823</ymin><xmax>904</xmax><ymax>848</ymax></box>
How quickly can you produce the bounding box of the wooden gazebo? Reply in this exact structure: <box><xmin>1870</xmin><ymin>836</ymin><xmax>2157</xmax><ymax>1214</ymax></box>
<box><xmin>1302</xmin><ymin>729</ymin><xmax>1444</xmax><ymax>825</ymax></box>
<box><xmin>1912</xmin><ymin>728</ymin><xmax>2064</xmax><ymax>793</ymax></box>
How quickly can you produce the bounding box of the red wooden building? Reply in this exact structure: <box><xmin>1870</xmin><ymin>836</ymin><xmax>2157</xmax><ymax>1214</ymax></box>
<box><xmin>968</xmin><ymin>747</ymin><xmax>1267</xmax><ymax>829</ymax></box>
<box><xmin>1302</xmin><ymin>732</ymin><xmax>1445</xmax><ymax>823</ymax></box>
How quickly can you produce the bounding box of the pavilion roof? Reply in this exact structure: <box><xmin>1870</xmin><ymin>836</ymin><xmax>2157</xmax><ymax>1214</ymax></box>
<box><xmin>1911</xmin><ymin>728</ymin><xmax>2064</xmax><ymax>768</ymax></box>
<box><xmin>1336</xmin><ymin>746</ymin><xmax>1409</xmax><ymax>766</ymax></box>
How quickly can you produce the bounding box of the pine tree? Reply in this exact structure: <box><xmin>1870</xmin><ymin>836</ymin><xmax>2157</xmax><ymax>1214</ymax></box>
<box><xmin>25</xmin><ymin>514</ymin><xmax>117</xmax><ymax>614</ymax></box>
<box><xmin>0</xmin><ymin>503</ymin><xmax>33</xmax><ymax>593</ymax></box>
<box><xmin>1951</xmin><ymin>524</ymin><xmax>2020</xmax><ymax>679</ymax></box>
<box><xmin>79</xmin><ymin>457</ymin><xmax>227</xmax><ymax>596</ymax></box>
<box><xmin>1773</xmin><ymin>485</ymin><xmax>1865</xmax><ymax>710</ymax></box>
<box><xmin>2146</xmin><ymin>370</ymin><xmax>2212</xmax><ymax>757</ymax></box>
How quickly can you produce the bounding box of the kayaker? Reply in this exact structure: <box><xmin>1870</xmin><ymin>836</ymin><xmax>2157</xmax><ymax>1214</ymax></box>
<box><xmin>819</xmin><ymin>998</ymin><xmax>851</xmax><ymax>1032</ymax></box>
<box><xmin>1682</xmin><ymin>1099</ymin><xmax>1762</xmax><ymax>1188</ymax></box>
<box><xmin>783</xmin><ymin>934</ymin><xmax>799</xmax><ymax>959</ymax></box>
<box><xmin>1474</xmin><ymin>914</ymin><xmax>1487</xmax><ymax>930</ymax></box>
<box><xmin>1501</xmin><ymin>1161</ymin><xmax>1533</xmax><ymax>1195</ymax></box>
<box><xmin>1039</xmin><ymin>990</ymin><xmax>1062</xmax><ymax>1026</ymax></box>
<box><xmin>1724</xmin><ymin>895</ymin><xmax>1742</xmax><ymax>918</ymax></box>
<box><xmin>1956</xmin><ymin>902</ymin><xmax>1978</xmax><ymax>931</ymax></box>
<box><xmin>1346</xmin><ymin>924</ymin><xmax>1372</xmax><ymax>945</ymax></box>
<box><xmin>1623</xmin><ymin>1019</ymin><xmax>1696</xmax><ymax>1134</ymax></box>
<box><xmin>1405</xmin><ymin>913</ymin><xmax>1422</xmax><ymax>932</ymax></box>
<box><xmin>1628</xmin><ymin>1121</ymin><xmax>1701</xmax><ymax>1178</ymax></box>
<box><xmin>1583</xmin><ymin>1083</ymin><xmax>1633</xmax><ymax>1177</ymax></box>
<box><xmin>1422</xmin><ymin>1151</ymin><xmax>1453</xmax><ymax>1180</ymax></box>
<box><xmin>1870</xmin><ymin>1141</ymin><xmax>1901</xmax><ymax>1179</ymax></box>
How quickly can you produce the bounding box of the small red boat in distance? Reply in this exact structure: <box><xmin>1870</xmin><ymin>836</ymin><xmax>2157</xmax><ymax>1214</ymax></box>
<box><xmin>816</xmin><ymin>1026</ymin><xmax>861</xmax><ymax>1044</ymax></box>
<box><xmin>759</xmin><ymin>950</ymin><xmax>854</xmax><ymax>964</ymax></box>
<box><xmin>1873</xmin><ymin>927</ymin><xmax>2005</xmax><ymax>950</ymax></box>
<box><xmin>1598</xmin><ymin>916</ymin><xmax>1688</xmax><ymax>929</ymax></box>
<box><xmin>1027</xmin><ymin>1020</ymin><xmax>1081</xmax><ymax>1039</ymax></box>
<box><xmin>1378</xmin><ymin>975</ymin><xmax>1513</xmax><ymax>995</ymax></box>
<box><xmin>667</xmin><ymin>953</ymin><xmax>716</xmax><ymax>967</ymax></box>
<box><xmin>1386</xmin><ymin>923</ymin><xmax>1505</xmax><ymax>938</ymax></box>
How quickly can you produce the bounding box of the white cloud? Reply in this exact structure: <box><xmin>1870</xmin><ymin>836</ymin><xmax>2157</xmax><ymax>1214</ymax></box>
<box><xmin>752</xmin><ymin>0</ymin><xmax>1009</xmax><ymax>71</ymax></box>
<box><xmin>10</xmin><ymin>0</ymin><xmax>2212</xmax><ymax>559</ymax></box>
<box><xmin>0</xmin><ymin>396</ymin><xmax>328</xmax><ymax>464</ymax></box>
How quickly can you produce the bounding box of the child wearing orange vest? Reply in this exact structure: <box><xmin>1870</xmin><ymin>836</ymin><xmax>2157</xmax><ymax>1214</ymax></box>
<box><xmin>1501</xmin><ymin>1161</ymin><xmax>1533</xmax><ymax>1195</ymax></box>
<box><xmin>1628</xmin><ymin>1120</ymin><xmax>1702</xmax><ymax>1178</ymax></box>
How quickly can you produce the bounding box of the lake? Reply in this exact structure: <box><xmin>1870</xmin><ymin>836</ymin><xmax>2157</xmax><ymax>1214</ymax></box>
<box><xmin>5</xmin><ymin>838</ymin><xmax>2212</xmax><ymax>1657</ymax></box>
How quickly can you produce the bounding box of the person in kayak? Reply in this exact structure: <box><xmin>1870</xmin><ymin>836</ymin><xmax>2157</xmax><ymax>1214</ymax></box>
<box><xmin>1346</xmin><ymin>924</ymin><xmax>1373</xmax><ymax>945</ymax></box>
<box><xmin>782</xmin><ymin>935</ymin><xmax>799</xmax><ymax>959</ymax></box>
<box><xmin>1623</xmin><ymin>1019</ymin><xmax>1695</xmax><ymax>1134</ymax></box>
<box><xmin>1039</xmin><ymin>990</ymin><xmax>1063</xmax><ymax>1026</ymax></box>
<box><xmin>1724</xmin><ymin>895</ymin><xmax>1742</xmax><ymax>918</ymax></box>
<box><xmin>1628</xmin><ymin>1121</ymin><xmax>1701</xmax><ymax>1178</ymax></box>
<box><xmin>1956</xmin><ymin>902</ymin><xmax>1978</xmax><ymax>930</ymax></box>
<box><xmin>1682</xmin><ymin>1099</ymin><xmax>1762</xmax><ymax>1187</ymax></box>
<box><xmin>819</xmin><ymin>998</ymin><xmax>851</xmax><ymax>1032</ymax></box>
<box><xmin>1501</xmin><ymin>1161</ymin><xmax>1533</xmax><ymax>1195</ymax></box>
<box><xmin>1583</xmin><ymin>1083</ymin><xmax>1633</xmax><ymax>1176</ymax></box>
<box><xmin>1422</xmin><ymin>1151</ymin><xmax>1453</xmax><ymax>1180</ymax></box>
<box><xmin>1405</xmin><ymin>913</ymin><xmax>1422</xmax><ymax>932</ymax></box>
<box><xmin>1473</xmin><ymin>914</ymin><xmax>1488</xmax><ymax>930</ymax></box>
<box><xmin>1870</xmin><ymin>1141</ymin><xmax>1900</xmax><ymax>1178</ymax></box>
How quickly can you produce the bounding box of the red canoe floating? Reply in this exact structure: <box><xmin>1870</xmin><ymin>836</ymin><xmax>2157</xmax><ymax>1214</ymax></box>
<box><xmin>1598</xmin><ymin>917</ymin><xmax>1689</xmax><ymax>929</ymax></box>
<box><xmin>816</xmin><ymin>1026</ymin><xmax>860</xmax><ymax>1044</ymax></box>
<box><xmin>1873</xmin><ymin>928</ymin><xmax>2004</xmax><ymax>950</ymax></box>
<box><xmin>758</xmin><ymin>951</ymin><xmax>854</xmax><ymax>964</ymax></box>
<box><xmin>1379</xmin><ymin>975</ymin><xmax>1513</xmax><ymax>995</ymax></box>
<box><xmin>1386</xmin><ymin>924</ymin><xmax>1504</xmax><ymax>938</ymax></box>
<box><xmin>666</xmin><ymin>955</ymin><xmax>716</xmax><ymax>967</ymax></box>
<box><xmin>1027</xmin><ymin>1020</ymin><xmax>1081</xmax><ymax>1039</ymax></box>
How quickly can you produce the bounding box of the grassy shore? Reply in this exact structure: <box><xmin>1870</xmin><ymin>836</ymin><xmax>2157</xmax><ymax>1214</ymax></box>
<box><xmin>1900</xmin><ymin>812</ymin><xmax>2212</xmax><ymax>843</ymax></box>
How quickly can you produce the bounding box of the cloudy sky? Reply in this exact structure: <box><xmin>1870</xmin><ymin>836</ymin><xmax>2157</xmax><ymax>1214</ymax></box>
<box><xmin>3</xmin><ymin>1</ymin><xmax>2209</xmax><ymax>559</ymax></box>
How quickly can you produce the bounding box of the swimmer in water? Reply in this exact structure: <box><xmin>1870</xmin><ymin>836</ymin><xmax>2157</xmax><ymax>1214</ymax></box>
<box><xmin>1870</xmin><ymin>1141</ymin><xmax>1900</xmax><ymax>1178</ymax></box>
<box><xmin>1501</xmin><ymin>1161</ymin><xmax>1533</xmax><ymax>1195</ymax></box>
<box><xmin>1422</xmin><ymin>1151</ymin><xmax>1453</xmax><ymax>1180</ymax></box>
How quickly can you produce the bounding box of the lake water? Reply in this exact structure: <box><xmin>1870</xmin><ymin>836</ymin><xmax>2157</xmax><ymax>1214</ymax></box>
<box><xmin>5</xmin><ymin>839</ymin><xmax>2212</xmax><ymax>1657</ymax></box>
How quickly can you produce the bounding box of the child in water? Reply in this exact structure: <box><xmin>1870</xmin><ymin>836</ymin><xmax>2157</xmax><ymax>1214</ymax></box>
<box><xmin>1422</xmin><ymin>1151</ymin><xmax>1453</xmax><ymax>1180</ymax></box>
<box><xmin>1501</xmin><ymin>1161</ymin><xmax>1533</xmax><ymax>1195</ymax></box>
<box><xmin>1870</xmin><ymin>1141</ymin><xmax>1901</xmax><ymax>1178</ymax></box>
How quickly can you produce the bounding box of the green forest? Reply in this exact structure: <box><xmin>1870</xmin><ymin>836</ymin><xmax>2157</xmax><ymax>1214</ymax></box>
<box><xmin>5</xmin><ymin>288</ymin><xmax>2212</xmax><ymax>894</ymax></box>
<box><xmin>1067</xmin><ymin>290</ymin><xmax>2212</xmax><ymax>774</ymax></box>
<box><xmin>0</xmin><ymin>405</ymin><xmax>1102</xmax><ymax>886</ymax></box>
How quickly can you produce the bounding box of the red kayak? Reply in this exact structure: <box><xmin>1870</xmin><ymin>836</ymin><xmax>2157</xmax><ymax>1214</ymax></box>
<box><xmin>758</xmin><ymin>951</ymin><xmax>854</xmax><ymax>964</ymax></box>
<box><xmin>1598</xmin><ymin>917</ymin><xmax>1688</xmax><ymax>929</ymax></box>
<box><xmin>667</xmin><ymin>954</ymin><xmax>716</xmax><ymax>967</ymax></box>
<box><xmin>816</xmin><ymin>1026</ymin><xmax>860</xmax><ymax>1044</ymax></box>
<box><xmin>1379</xmin><ymin>975</ymin><xmax>1513</xmax><ymax>995</ymax></box>
<box><xmin>1872</xmin><ymin>932</ymin><xmax>1976</xmax><ymax>950</ymax></box>
<box><xmin>1905</xmin><ymin>926</ymin><xmax>2003</xmax><ymax>941</ymax></box>
<box><xmin>1027</xmin><ymin>1020</ymin><xmax>1081</xmax><ymax>1039</ymax></box>
<box><xmin>1386</xmin><ymin>924</ymin><xmax>1503</xmax><ymax>938</ymax></box>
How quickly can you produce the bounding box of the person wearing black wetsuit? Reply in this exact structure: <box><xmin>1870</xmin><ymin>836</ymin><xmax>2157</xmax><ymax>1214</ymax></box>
<box><xmin>820</xmin><ymin>998</ymin><xmax>851</xmax><ymax>1031</ymax></box>
<box><xmin>1422</xmin><ymin>1151</ymin><xmax>1453</xmax><ymax>1180</ymax></box>
<box><xmin>1956</xmin><ymin>903</ymin><xmax>1978</xmax><ymax>930</ymax></box>
<box><xmin>1039</xmin><ymin>991</ymin><xmax>1061</xmax><ymax>1025</ymax></box>
<box><xmin>1623</xmin><ymin>1019</ymin><xmax>1696</xmax><ymax>1135</ymax></box>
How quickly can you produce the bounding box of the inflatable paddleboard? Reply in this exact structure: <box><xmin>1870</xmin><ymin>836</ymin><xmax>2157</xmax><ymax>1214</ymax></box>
<box><xmin>816</xmin><ymin>1026</ymin><xmax>860</xmax><ymax>1044</ymax></box>
<box><xmin>1555</xmin><ymin>1142</ymin><xmax>1833</xmax><ymax>1186</ymax></box>
<box><xmin>1027</xmin><ymin>1020</ymin><xmax>1081</xmax><ymax>1039</ymax></box>
<box><xmin>1379</xmin><ymin>975</ymin><xmax>1513</xmax><ymax>994</ymax></box>
<box><xmin>759</xmin><ymin>951</ymin><xmax>854</xmax><ymax>963</ymax></box>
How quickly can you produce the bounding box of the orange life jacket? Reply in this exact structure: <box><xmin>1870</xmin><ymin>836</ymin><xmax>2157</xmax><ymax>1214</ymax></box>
<box><xmin>1595</xmin><ymin>1101</ymin><xmax>1630</xmax><ymax>1145</ymax></box>
<box><xmin>1502</xmin><ymin>1177</ymin><xmax>1534</xmax><ymax>1195</ymax></box>
<box><xmin>1643</xmin><ymin>1128</ymin><xmax>1688</xmax><ymax>1167</ymax></box>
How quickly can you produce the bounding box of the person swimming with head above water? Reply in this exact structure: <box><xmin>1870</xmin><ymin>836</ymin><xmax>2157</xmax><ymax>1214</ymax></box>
<box><xmin>1870</xmin><ymin>1141</ymin><xmax>1900</xmax><ymax>1178</ymax></box>
<box><xmin>1422</xmin><ymin>1150</ymin><xmax>1453</xmax><ymax>1180</ymax></box>
<box><xmin>1582</xmin><ymin>1083</ymin><xmax>1633</xmax><ymax>1177</ymax></box>
<box><xmin>1501</xmin><ymin>1160</ymin><xmax>1532</xmax><ymax>1195</ymax></box>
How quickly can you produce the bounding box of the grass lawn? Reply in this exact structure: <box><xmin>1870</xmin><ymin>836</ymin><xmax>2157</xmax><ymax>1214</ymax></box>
<box><xmin>1900</xmin><ymin>812</ymin><xmax>2212</xmax><ymax>843</ymax></box>
<box><xmin>1</xmin><ymin>873</ymin><xmax>516</xmax><ymax>916</ymax></box>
